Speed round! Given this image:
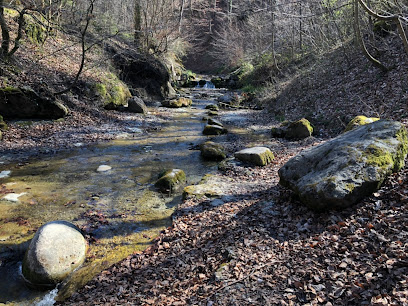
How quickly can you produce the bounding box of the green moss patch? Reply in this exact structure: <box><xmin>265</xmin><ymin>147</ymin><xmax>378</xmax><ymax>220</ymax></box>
<box><xmin>344</xmin><ymin>116</ymin><xmax>380</xmax><ymax>132</ymax></box>
<box><xmin>155</xmin><ymin>169</ymin><xmax>186</xmax><ymax>193</ymax></box>
<box><xmin>95</xmin><ymin>73</ymin><xmax>131</xmax><ymax>110</ymax></box>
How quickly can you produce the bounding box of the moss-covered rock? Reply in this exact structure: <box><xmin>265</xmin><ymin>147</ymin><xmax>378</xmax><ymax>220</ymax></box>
<box><xmin>203</xmin><ymin>124</ymin><xmax>227</xmax><ymax>136</ymax></box>
<box><xmin>344</xmin><ymin>115</ymin><xmax>380</xmax><ymax>132</ymax></box>
<box><xmin>161</xmin><ymin>97</ymin><xmax>192</xmax><ymax>108</ymax></box>
<box><xmin>234</xmin><ymin>147</ymin><xmax>275</xmax><ymax>166</ymax></box>
<box><xmin>94</xmin><ymin>73</ymin><xmax>131</xmax><ymax>110</ymax></box>
<box><xmin>208</xmin><ymin>111</ymin><xmax>219</xmax><ymax>116</ymax></box>
<box><xmin>207</xmin><ymin>118</ymin><xmax>223</xmax><ymax>127</ymax></box>
<box><xmin>285</xmin><ymin>118</ymin><xmax>313</xmax><ymax>139</ymax></box>
<box><xmin>271</xmin><ymin>118</ymin><xmax>313</xmax><ymax>140</ymax></box>
<box><xmin>278</xmin><ymin>120</ymin><xmax>408</xmax><ymax>211</ymax></box>
<box><xmin>155</xmin><ymin>169</ymin><xmax>186</xmax><ymax>193</ymax></box>
<box><xmin>200</xmin><ymin>141</ymin><xmax>226</xmax><ymax>160</ymax></box>
<box><xmin>205</xmin><ymin>104</ymin><xmax>219</xmax><ymax>111</ymax></box>
<box><xmin>24</xmin><ymin>15</ymin><xmax>47</xmax><ymax>45</ymax></box>
<box><xmin>0</xmin><ymin>87</ymin><xmax>68</xmax><ymax>119</ymax></box>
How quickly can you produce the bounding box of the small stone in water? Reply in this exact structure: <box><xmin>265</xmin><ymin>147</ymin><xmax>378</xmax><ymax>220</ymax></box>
<box><xmin>0</xmin><ymin>170</ymin><xmax>11</xmax><ymax>178</ymax></box>
<box><xmin>97</xmin><ymin>165</ymin><xmax>112</xmax><ymax>172</ymax></box>
<box><xmin>3</xmin><ymin>192</ymin><xmax>27</xmax><ymax>202</ymax></box>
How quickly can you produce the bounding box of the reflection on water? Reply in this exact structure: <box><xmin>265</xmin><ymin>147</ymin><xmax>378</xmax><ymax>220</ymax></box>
<box><xmin>0</xmin><ymin>88</ymin><xmax>224</xmax><ymax>304</ymax></box>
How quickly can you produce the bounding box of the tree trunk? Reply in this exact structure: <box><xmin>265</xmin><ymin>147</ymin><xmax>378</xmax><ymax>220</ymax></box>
<box><xmin>353</xmin><ymin>0</ymin><xmax>388</xmax><ymax>72</ymax></box>
<box><xmin>0</xmin><ymin>0</ymin><xmax>10</xmax><ymax>57</ymax></box>
<box><xmin>134</xmin><ymin>0</ymin><xmax>142</xmax><ymax>45</ymax></box>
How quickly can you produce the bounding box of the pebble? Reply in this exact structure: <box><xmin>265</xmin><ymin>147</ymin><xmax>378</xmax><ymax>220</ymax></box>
<box><xmin>127</xmin><ymin>127</ymin><xmax>143</xmax><ymax>133</ymax></box>
<box><xmin>97</xmin><ymin>165</ymin><xmax>112</xmax><ymax>172</ymax></box>
<box><xmin>0</xmin><ymin>170</ymin><xmax>11</xmax><ymax>178</ymax></box>
<box><xmin>3</xmin><ymin>192</ymin><xmax>27</xmax><ymax>202</ymax></box>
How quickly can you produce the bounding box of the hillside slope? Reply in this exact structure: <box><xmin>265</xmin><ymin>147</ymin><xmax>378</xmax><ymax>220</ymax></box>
<box><xmin>259</xmin><ymin>35</ymin><xmax>408</xmax><ymax>136</ymax></box>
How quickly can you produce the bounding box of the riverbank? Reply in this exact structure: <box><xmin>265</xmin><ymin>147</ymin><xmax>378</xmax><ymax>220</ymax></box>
<box><xmin>0</xmin><ymin>96</ymin><xmax>169</xmax><ymax>162</ymax></box>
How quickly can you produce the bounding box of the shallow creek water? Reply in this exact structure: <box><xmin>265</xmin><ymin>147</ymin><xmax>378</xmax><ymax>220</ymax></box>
<box><xmin>0</xmin><ymin>88</ymin><xmax>236</xmax><ymax>305</ymax></box>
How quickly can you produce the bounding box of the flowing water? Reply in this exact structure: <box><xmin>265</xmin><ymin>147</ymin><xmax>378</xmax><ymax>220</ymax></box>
<box><xmin>0</xmin><ymin>88</ymin><xmax>230</xmax><ymax>305</ymax></box>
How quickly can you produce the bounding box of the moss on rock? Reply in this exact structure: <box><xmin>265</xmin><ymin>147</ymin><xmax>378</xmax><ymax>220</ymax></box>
<box><xmin>205</xmin><ymin>104</ymin><xmax>219</xmax><ymax>111</ymax></box>
<box><xmin>344</xmin><ymin>116</ymin><xmax>380</xmax><ymax>132</ymax></box>
<box><xmin>234</xmin><ymin>147</ymin><xmax>275</xmax><ymax>166</ymax></box>
<box><xmin>162</xmin><ymin>97</ymin><xmax>192</xmax><ymax>108</ymax></box>
<box><xmin>24</xmin><ymin>15</ymin><xmax>47</xmax><ymax>45</ymax></box>
<box><xmin>278</xmin><ymin>120</ymin><xmax>408</xmax><ymax>211</ymax></box>
<box><xmin>272</xmin><ymin>118</ymin><xmax>313</xmax><ymax>139</ymax></box>
<box><xmin>200</xmin><ymin>141</ymin><xmax>226</xmax><ymax>160</ymax></box>
<box><xmin>155</xmin><ymin>169</ymin><xmax>186</xmax><ymax>193</ymax></box>
<box><xmin>95</xmin><ymin>73</ymin><xmax>131</xmax><ymax>110</ymax></box>
<box><xmin>203</xmin><ymin>124</ymin><xmax>227</xmax><ymax>136</ymax></box>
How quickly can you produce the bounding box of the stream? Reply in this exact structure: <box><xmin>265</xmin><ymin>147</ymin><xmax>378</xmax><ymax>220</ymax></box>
<box><xmin>0</xmin><ymin>86</ymin><xmax>241</xmax><ymax>305</ymax></box>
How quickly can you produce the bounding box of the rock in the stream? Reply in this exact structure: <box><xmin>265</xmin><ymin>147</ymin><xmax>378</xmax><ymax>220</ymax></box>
<box><xmin>271</xmin><ymin>118</ymin><xmax>313</xmax><ymax>140</ymax></box>
<box><xmin>278</xmin><ymin>120</ymin><xmax>408</xmax><ymax>211</ymax></box>
<box><xmin>155</xmin><ymin>169</ymin><xmax>186</xmax><ymax>192</ymax></box>
<box><xmin>205</xmin><ymin>104</ymin><xmax>219</xmax><ymax>111</ymax></box>
<box><xmin>97</xmin><ymin>165</ymin><xmax>112</xmax><ymax>172</ymax></box>
<box><xmin>162</xmin><ymin>97</ymin><xmax>192</xmax><ymax>108</ymax></box>
<box><xmin>127</xmin><ymin>96</ymin><xmax>148</xmax><ymax>114</ymax></box>
<box><xmin>207</xmin><ymin>118</ymin><xmax>223</xmax><ymax>127</ymax></box>
<box><xmin>200</xmin><ymin>141</ymin><xmax>226</xmax><ymax>160</ymax></box>
<box><xmin>22</xmin><ymin>221</ymin><xmax>87</xmax><ymax>288</ymax></box>
<box><xmin>234</xmin><ymin>147</ymin><xmax>275</xmax><ymax>166</ymax></box>
<box><xmin>207</xmin><ymin>111</ymin><xmax>219</xmax><ymax>116</ymax></box>
<box><xmin>203</xmin><ymin>124</ymin><xmax>227</xmax><ymax>136</ymax></box>
<box><xmin>344</xmin><ymin>115</ymin><xmax>380</xmax><ymax>132</ymax></box>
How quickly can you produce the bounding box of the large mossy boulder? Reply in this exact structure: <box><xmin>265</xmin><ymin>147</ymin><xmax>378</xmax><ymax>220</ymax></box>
<box><xmin>344</xmin><ymin>115</ymin><xmax>380</xmax><ymax>132</ymax></box>
<box><xmin>203</xmin><ymin>124</ymin><xmax>228</xmax><ymax>136</ymax></box>
<box><xmin>155</xmin><ymin>169</ymin><xmax>186</xmax><ymax>193</ymax></box>
<box><xmin>205</xmin><ymin>104</ymin><xmax>219</xmax><ymax>111</ymax></box>
<box><xmin>107</xmin><ymin>46</ymin><xmax>171</xmax><ymax>100</ymax></box>
<box><xmin>95</xmin><ymin>75</ymin><xmax>132</xmax><ymax>110</ymax></box>
<box><xmin>0</xmin><ymin>87</ymin><xmax>68</xmax><ymax>119</ymax></box>
<box><xmin>22</xmin><ymin>221</ymin><xmax>87</xmax><ymax>288</ymax></box>
<box><xmin>278</xmin><ymin>120</ymin><xmax>408</xmax><ymax>211</ymax></box>
<box><xmin>200</xmin><ymin>141</ymin><xmax>226</xmax><ymax>160</ymax></box>
<box><xmin>271</xmin><ymin>118</ymin><xmax>313</xmax><ymax>140</ymax></box>
<box><xmin>161</xmin><ymin>97</ymin><xmax>192</xmax><ymax>108</ymax></box>
<box><xmin>234</xmin><ymin>147</ymin><xmax>275</xmax><ymax>166</ymax></box>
